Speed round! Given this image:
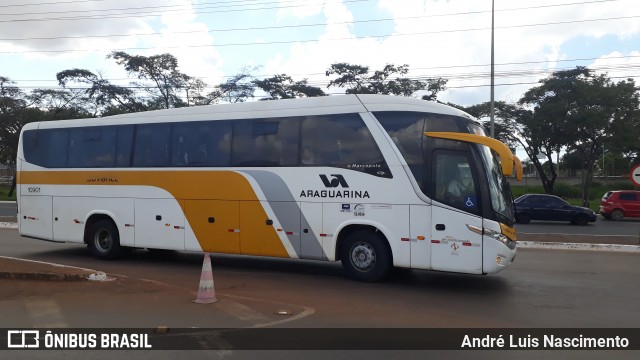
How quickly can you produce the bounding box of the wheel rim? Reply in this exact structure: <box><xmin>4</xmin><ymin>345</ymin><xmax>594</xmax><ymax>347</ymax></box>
<box><xmin>93</xmin><ymin>228</ymin><xmax>113</xmax><ymax>253</ymax></box>
<box><xmin>612</xmin><ymin>210</ymin><xmax>623</xmax><ymax>221</ymax></box>
<box><xmin>350</xmin><ymin>241</ymin><xmax>376</xmax><ymax>272</ymax></box>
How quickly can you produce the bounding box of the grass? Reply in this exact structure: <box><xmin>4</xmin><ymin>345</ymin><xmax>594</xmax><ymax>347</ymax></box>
<box><xmin>0</xmin><ymin>185</ymin><xmax>16</xmax><ymax>201</ymax></box>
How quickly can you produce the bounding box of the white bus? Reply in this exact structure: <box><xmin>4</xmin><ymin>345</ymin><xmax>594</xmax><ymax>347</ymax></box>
<box><xmin>17</xmin><ymin>94</ymin><xmax>522</xmax><ymax>282</ymax></box>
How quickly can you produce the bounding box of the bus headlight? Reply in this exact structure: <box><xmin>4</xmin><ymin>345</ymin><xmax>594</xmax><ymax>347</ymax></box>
<box><xmin>484</xmin><ymin>228</ymin><xmax>510</xmax><ymax>247</ymax></box>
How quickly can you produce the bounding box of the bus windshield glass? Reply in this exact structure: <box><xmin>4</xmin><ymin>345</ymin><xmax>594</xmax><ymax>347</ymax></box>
<box><xmin>479</xmin><ymin>145</ymin><xmax>514</xmax><ymax>224</ymax></box>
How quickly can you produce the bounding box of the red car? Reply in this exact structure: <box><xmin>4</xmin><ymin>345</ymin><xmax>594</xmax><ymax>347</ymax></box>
<box><xmin>600</xmin><ymin>190</ymin><xmax>640</xmax><ymax>220</ymax></box>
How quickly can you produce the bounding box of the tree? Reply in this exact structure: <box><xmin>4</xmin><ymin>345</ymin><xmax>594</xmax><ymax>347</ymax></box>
<box><xmin>461</xmin><ymin>101</ymin><xmax>528</xmax><ymax>150</ymax></box>
<box><xmin>56</xmin><ymin>68</ymin><xmax>145</xmax><ymax>114</ymax></box>
<box><xmin>326</xmin><ymin>63</ymin><xmax>446</xmax><ymax>100</ymax></box>
<box><xmin>28</xmin><ymin>89</ymin><xmax>92</xmax><ymax>120</ymax></box>
<box><xmin>461</xmin><ymin>100</ymin><xmax>570</xmax><ymax>190</ymax></box>
<box><xmin>520</xmin><ymin>67</ymin><xmax>640</xmax><ymax>205</ymax></box>
<box><xmin>108</xmin><ymin>51</ymin><xmax>192</xmax><ymax>109</ymax></box>
<box><xmin>0</xmin><ymin>77</ymin><xmax>46</xmax><ymax>169</ymax></box>
<box><xmin>559</xmin><ymin>150</ymin><xmax>583</xmax><ymax>176</ymax></box>
<box><xmin>184</xmin><ymin>77</ymin><xmax>209</xmax><ymax>107</ymax></box>
<box><xmin>207</xmin><ymin>67</ymin><xmax>257</xmax><ymax>104</ymax></box>
<box><xmin>253</xmin><ymin>74</ymin><xmax>325</xmax><ymax>100</ymax></box>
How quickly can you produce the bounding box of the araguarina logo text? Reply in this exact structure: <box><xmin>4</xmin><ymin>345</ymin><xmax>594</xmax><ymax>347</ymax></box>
<box><xmin>319</xmin><ymin>174</ymin><xmax>348</xmax><ymax>188</ymax></box>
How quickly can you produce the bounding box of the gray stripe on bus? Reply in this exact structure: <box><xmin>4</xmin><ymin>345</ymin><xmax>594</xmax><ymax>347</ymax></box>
<box><xmin>241</xmin><ymin>170</ymin><xmax>326</xmax><ymax>260</ymax></box>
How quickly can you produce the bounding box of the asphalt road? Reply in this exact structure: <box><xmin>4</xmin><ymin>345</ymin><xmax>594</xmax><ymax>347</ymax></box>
<box><xmin>0</xmin><ymin>201</ymin><xmax>16</xmax><ymax>219</ymax></box>
<box><xmin>1</xmin><ymin>230</ymin><xmax>638</xmax><ymax>359</ymax></box>
<box><xmin>516</xmin><ymin>216</ymin><xmax>640</xmax><ymax>236</ymax></box>
<box><xmin>1</xmin><ymin>229</ymin><xmax>638</xmax><ymax>327</ymax></box>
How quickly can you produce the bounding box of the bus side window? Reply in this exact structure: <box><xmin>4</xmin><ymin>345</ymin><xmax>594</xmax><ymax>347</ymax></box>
<box><xmin>68</xmin><ymin>127</ymin><xmax>117</xmax><ymax>168</ymax></box>
<box><xmin>301</xmin><ymin>114</ymin><xmax>388</xmax><ymax>176</ymax></box>
<box><xmin>231</xmin><ymin>118</ymin><xmax>299</xmax><ymax>166</ymax></box>
<box><xmin>116</xmin><ymin>126</ymin><xmax>134</xmax><ymax>167</ymax></box>
<box><xmin>133</xmin><ymin>124</ymin><xmax>170</xmax><ymax>167</ymax></box>
<box><xmin>375</xmin><ymin>111</ymin><xmax>426</xmax><ymax>191</ymax></box>
<box><xmin>433</xmin><ymin>151</ymin><xmax>479</xmax><ymax>213</ymax></box>
<box><xmin>45</xmin><ymin>129</ymin><xmax>69</xmax><ymax>168</ymax></box>
<box><xmin>22</xmin><ymin>130</ymin><xmax>47</xmax><ymax>167</ymax></box>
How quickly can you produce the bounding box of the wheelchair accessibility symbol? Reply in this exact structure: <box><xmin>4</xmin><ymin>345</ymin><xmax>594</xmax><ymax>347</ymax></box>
<box><xmin>465</xmin><ymin>196</ymin><xmax>475</xmax><ymax>208</ymax></box>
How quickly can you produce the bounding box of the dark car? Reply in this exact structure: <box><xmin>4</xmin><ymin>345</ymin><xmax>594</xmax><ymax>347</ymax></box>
<box><xmin>514</xmin><ymin>194</ymin><xmax>597</xmax><ymax>225</ymax></box>
<box><xmin>600</xmin><ymin>190</ymin><xmax>640</xmax><ymax>220</ymax></box>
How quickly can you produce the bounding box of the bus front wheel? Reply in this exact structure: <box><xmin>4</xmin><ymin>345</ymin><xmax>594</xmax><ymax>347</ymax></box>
<box><xmin>340</xmin><ymin>230</ymin><xmax>391</xmax><ymax>282</ymax></box>
<box><xmin>87</xmin><ymin>219</ymin><xmax>123</xmax><ymax>260</ymax></box>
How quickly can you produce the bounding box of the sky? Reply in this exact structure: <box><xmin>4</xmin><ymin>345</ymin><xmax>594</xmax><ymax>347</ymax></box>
<box><xmin>1</xmin><ymin>0</ymin><xmax>639</xmax><ymax>109</ymax></box>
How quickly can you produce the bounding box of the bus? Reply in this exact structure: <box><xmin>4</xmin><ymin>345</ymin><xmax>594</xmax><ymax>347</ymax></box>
<box><xmin>16</xmin><ymin>94</ymin><xmax>522</xmax><ymax>282</ymax></box>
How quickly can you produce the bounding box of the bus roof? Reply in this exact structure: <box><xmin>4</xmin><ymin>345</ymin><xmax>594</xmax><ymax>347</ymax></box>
<box><xmin>25</xmin><ymin>94</ymin><xmax>475</xmax><ymax>131</ymax></box>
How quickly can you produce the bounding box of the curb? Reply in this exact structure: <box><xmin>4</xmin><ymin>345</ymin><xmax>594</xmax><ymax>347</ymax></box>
<box><xmin>518</xmin><ymin>241</ymin><xmax>640</xmax><ymax>252</ymax></box>
<box><xmin>0</xmin><ymin>256</ymin><xmax>112</xmax><ymax>282</ymax></box>
<box><xmin>0</xmin><ymin>222</ymin><xmax>17</xmax><ymax>229</ymax></box>
<box><xmin>0</xmin><ymin>271</ymin><xmax>91</xmax><ymax>281</ymax></box>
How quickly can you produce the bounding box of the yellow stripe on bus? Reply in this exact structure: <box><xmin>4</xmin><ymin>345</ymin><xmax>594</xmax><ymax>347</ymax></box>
<box><xmin>18</xmin><ymin>170</ymin><xmax>289</xmax><ymax>258</ymax></box>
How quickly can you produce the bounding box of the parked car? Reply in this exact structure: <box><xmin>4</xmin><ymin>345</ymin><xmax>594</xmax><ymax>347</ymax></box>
<box><xmin>514</xmin><ymin>194</ymin><xmax>597</xmax><ymax>225</ymax></box>
<box><xmin>600</xmin><ymin>190</ymin><xmax>640</xmax><ymax>221</ymax></box>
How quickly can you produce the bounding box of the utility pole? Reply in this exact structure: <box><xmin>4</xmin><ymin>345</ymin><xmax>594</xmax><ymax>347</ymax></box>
<box><xmin>489</xmin><ymin>0</ymin><xmax>495</xmax><ymax>138</ymax></box>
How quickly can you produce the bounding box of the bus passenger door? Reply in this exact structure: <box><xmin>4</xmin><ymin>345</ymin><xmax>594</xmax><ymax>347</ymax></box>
<box><xmin>134</xmin><ymin>198</ymin><xmax>185</xmax><ymax>251</ymax></box>
<box><xmin>430</xmin><ymin>151</ymin><xmax>483</xmax><ymax>274</ymax></box>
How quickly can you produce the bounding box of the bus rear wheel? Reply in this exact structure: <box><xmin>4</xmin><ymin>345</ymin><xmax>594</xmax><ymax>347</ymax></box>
<box><xmin>87</xmin><ymin>219</ymin><xmax>123</xmax><ymax>260</ymax></box>
<box><xmin>340</xmin><ymin>230</ymin><xmax>391</xmax><ymax>282</ymax></box>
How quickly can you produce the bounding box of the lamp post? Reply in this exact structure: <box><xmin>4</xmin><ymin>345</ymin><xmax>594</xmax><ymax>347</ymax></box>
<box><xmin>490</xmin><ymin>0</ymin><xmax>495</xmax><ymax>138</ymax></box>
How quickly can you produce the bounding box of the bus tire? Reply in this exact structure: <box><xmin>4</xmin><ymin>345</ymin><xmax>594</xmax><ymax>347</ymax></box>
<box><xmin>340</xmin><ymin>230</ymin><xmax>391</xmax><ymax>282</ymax></box>
<box><xmin>87</xmin><ymin>219</ymin><xmax>123</xmax><ymax>260</ymax></box>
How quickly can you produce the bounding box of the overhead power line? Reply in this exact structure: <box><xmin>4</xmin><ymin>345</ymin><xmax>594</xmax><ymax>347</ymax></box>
<box><xmin>13</xmin><ymin>64</ymin><xmax>640</xmax><ymax>90</ymax></box>
<box><xmin>0</xmin><ymin>0</ymin><xmax>335</xmax><ymax>10</ymax></box>
<box><xmin>9</xmin><ymin>55</ymin><xmax>640</xmax><ymax>84</ymax></box>
<box><xmin>2</xmin><ymin>14</ymin><xmax>639</xmax><ymax>54</ymax></box>
<box><xmin>0</xmin><ymin>0</ymin><xmax>109</xmax><ymax>8</ymax></box>
<box><xmin>0</xmin><ymin>0</ymin><xmax>622</xmax><ymax>22</ymax></box>
<box><xmin>0</xmin><ymin>0</ymin><xmax>373</xmax><ymax>21</ymax></box>
<box><xmin>0</xmin><ymin>0</ymin><xmax>626</xmax><ymax>41</ymax></box>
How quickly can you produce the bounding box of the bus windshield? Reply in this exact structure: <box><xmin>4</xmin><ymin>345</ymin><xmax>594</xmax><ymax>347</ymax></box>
<box><xmin>478</xmin><ymin>145</ymin><xmax>515</xmax><ymax>224</ymax></box>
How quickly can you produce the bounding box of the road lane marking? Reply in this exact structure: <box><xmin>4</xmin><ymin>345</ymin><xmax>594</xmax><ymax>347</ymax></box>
<box><xmin>520</xmin><ymin>232</ymin><xmax>638</xmax><ymax>237</ymax></box>
<box><xmin>518</xmin><ymin>241</ymin><xmax>640</xmax><ymax>252</ymax></box>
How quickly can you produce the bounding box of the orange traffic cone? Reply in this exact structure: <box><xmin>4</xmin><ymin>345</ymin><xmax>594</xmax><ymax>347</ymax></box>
<box><xmin>194</xmin><ymin>253</ymin><xmax>219</xmax><ymax>304</ymax></box>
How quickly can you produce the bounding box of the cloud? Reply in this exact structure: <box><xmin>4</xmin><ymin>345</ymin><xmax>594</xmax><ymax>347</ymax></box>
<box><xmin>142</xmin><ymin>0</ymin><xmax>223</xmax><ymax>85</ymax></box>
<box><xmin>0</xmin><ymin>0</ymin><xmax>156</xmax><ymax>56</ymax></box>
<box><xmin>277</xmin><ymin>0</ymin><xmax>326</xmax><ymax>20</ymax></box>
<box><xmin>590</xmin><ymin>51</ymin><xmax>640</xmax><ymax>80</ymax></box>
<box><xmin>264</xmin><ymin>0</ymin><xmax>640</xmax><ymax>106</ymax></box>
<box><xmin>0</xmin><ymin>0</ymin><xmax>223</xmax><ymax>86</ymax></box>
